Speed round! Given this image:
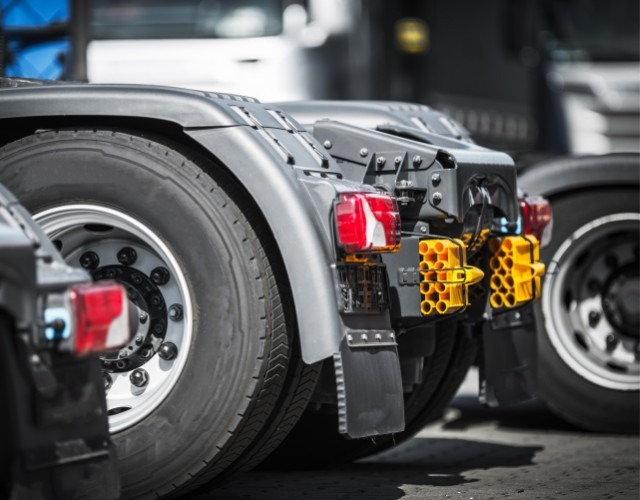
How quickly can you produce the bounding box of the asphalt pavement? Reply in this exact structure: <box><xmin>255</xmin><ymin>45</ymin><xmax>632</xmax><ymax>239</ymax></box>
<box><xmin>192</xmin><ymin>369</ymin><xmax>639</xmax><ymax>500</ymax></box>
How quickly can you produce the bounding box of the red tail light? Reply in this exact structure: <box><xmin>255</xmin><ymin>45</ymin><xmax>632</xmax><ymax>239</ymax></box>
<box><xmin>335</xmin><ymin>192</ymin><xmax>401</xmax><ymax>253</ymax></box>
<box><xmin>70</xmin><ymin>282</ymin><xmax>130</xmax><ymax>357</ymax></box>
<box><xmin>520</xmin><ymin>196</ymin><xmax>553</xmax><ymax>247</ymax></box>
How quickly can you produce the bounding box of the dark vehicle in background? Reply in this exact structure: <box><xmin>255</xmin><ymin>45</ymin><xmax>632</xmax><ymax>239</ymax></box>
<box><xmin>0</xmin><ymin>173</ymin><xmax>131</xmax><ymax>499</ymax></box>
<box><xmin>397</xmin><ymin>0</ymin><xmax>640</xmax><ymax>433</ymax></box>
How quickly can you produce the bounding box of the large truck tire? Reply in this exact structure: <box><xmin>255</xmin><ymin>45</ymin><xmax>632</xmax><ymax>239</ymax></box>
<box><xmin>264</xmin><ymin>320</ymin><xmax>476</xmax><ymax>468</ymax></box>
<box><xmin>537</xmin><ymin>188</ymin><xmax>639</xmax><ymax>433</ymax></box>
<box><xmin>0</xmin><ymin>129</ymin><xmax>317</xmax><ymax>498</ymax></box>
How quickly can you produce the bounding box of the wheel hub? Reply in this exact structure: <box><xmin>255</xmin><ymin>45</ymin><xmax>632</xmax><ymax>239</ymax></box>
<box><xmin>602</xmin><ymin>266</ymin><xmax>639</xmax><ymax>338</ymax></box>
<box><xmin>92</xmin><ymin>265</ymin><xmax>168</xmax><ymax>372</ymax></box>
<box><xmin>34</xmin><ymin>204</ymin><xmax>193</xmax><ymax>433</ymax></box>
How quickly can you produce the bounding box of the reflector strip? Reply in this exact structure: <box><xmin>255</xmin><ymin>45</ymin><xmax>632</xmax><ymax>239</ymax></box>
<box><xmin>335</xmin><ymin>192</ymin><xmax>401</xmax><ymax>254</ymax></box>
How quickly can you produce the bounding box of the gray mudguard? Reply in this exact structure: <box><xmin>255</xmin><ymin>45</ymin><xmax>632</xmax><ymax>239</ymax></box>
<box><xmin>518</xmin><ymin>153</ymin><xmax>640</xmax><ymax>197</ymax></box>
<box><xmin>0</xmin><ymin>83</ymin><xmax>370</xmax><ymax>365</ymax></box>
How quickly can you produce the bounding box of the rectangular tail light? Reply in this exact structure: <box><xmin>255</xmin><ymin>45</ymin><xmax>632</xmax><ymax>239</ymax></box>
<box><xmin>520</xmin><ymin>196</ymin><xmax>553</xmax><ymax>247</ymax></box>
<box><xmin>69</xmin><ymin>282</ymin><xmax>131</xmax><ymax>357</ymax></box>
<box><xmin>335</xmin><ymin>191</ymin><xmax>401</xmax><ymax>254</ymax></box>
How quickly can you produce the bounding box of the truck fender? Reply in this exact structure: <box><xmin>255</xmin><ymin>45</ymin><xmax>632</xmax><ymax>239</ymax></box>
<box><xmin>518</xmin><ymin>153</ymin><xmax>640</xmax><ymax>197</ymax></box>
<box><xmin>187</xmin><ymin>126</ymin><xmax>344</xmax><ymax>364</ymax></box>
<box><xmin>0</xmin><ymin>84</ymin><xmax>346</xmax><ymax>364</ymax></box>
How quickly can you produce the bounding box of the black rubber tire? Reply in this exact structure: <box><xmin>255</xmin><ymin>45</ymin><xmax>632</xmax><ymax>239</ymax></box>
<box><xmin>264</xmin><ymin>320</ymin><xmax>477</xmax><ymax>468</ymax></box>
<box><xmin>0</xmin><ymin>129</ymin><xmax>318</xmax><ymax>498</ymax></box>
<box><xmin>536</xmin><ymin>188</ymin><xmax>639</xmax><ymax>433</ymax></box>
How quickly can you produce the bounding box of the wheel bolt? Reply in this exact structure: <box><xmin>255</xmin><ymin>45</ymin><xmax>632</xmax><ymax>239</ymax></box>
<box><xmin>134</xmin><ymin>335</ymin><xmax>144</xmax><ymax>346</ymax></box>
<box><xmin>117</xmin><ymin>246</ymin><xmax>137</xmax><ymax>266</ymax></box>
<box><xmin>80</xmin><ymin>251</ymin><xmax>100</xmax><ymax>270</ymax></box>
<box><xmin>132</xmin><ymin>273</ymin><xmax>143</xmax><ymax>285</ymax></box>
<box><xmin>158</xmin><ymin>342</ymin><xmax>178</xmax><ymax>361</ymax></box>
<box><xmin>588</xmin><ymin>311</ymin><xmax>601</xmax><ymax>327</ymax></box>
<box><xmin>130</xmin><ymin>368</ymin><xmax>149</xmax><ymax>388</ymax></box>
<box><xmin>118</xmin><ymin>349</ymin><xmax>129</xmax><ymax>358</ymax></box>
<box><xmin>151</xmin><ymin>294</ymin><xmax>163</xmax><ymax>307</ymax></box>
<box><xmin>152</xmin><ymin>320</ymin><xmax>165</xmax><ymax>336</ymax></box>
<box><xmin>606</xmin><ymin>334</ymin><xmax>618</xmax><ymax>352</ymax></box>
<box><xmin>151</xmin><ymin>267</ymin><xmax>170</xmax><ymax>285</ymax></box>
<box><xmin>169</xmin><ymin>304</ymin><xmax>183</xmax><ymax>321</ymax></box>
<box><xmin>139</xmin><ymin>311</ymin><xmax>148</xmax><ymax>324</ymax></box>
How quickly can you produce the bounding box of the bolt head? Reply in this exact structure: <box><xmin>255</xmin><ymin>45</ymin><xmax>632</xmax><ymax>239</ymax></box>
<box><xmin>432</xmin><ymin>192</ymin><xmax>443</xmax><ymax>205</ymax></box>
<box><xmin>376</xmin><ymin>156</ymin><xmax>386</xmax><ymax>167</ymax></box>
<box><xmin>432</xmin><ymin>173</ymin><xmax>441</xmax><ymax>186</ymax></box>
<box><xmin>169</xmin><ymin>304</ymin><xmax>184</xmax><ymax>321</ymax></box>
<box><xmin>117</xmin><ymin>246</ymin><xmax>137</xmax><ymax>266</ymax></box>
<box><xmin>80</xmin><ymin>251</ymin><xmax>100</xmax><ymax>270</ymax></box>
<box><xmin>588</xmin><ymin>311</ymin><xmax>601</xmax><ymax>327</ymax></box>
<box><xmin>323</xmin><ymin>140</ymin><xmax>332</xmax><ymax>149</ymax></box>
<box><xmin>130</xmin><ymin>368</ymin><xmax>149</xmax><ymax>388</ymax></box>
<box><xmin>359</xmin><ymin>148</ymin><xmax>369</xmax><ymax>158</ymax></box>
<box><xmin>412</xmin><ymin>155</ymin><xmax>423</xmax><ymax>166</ymax></box>
<box><xmin>150</xmin><ymin>267</ymin><xmax>170</xmax><ymax>285</ymax></box>
<box><xmin>158</xmin><ymin>342</ymin><xmax>178</xmax><ymax>361</ymax></box>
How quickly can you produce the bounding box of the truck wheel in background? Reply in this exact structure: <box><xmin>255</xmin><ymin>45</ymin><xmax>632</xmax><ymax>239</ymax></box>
<box><xmin>537</xmin><ymin>189</ymin><xmax>639</xmax><ymax>433</ymax></box>
<box><xmin>0</xmin><ymin>130</ymin><xmax>318</xmax><ymax>498</ymax></box>
<box><xmin>264</xmin><ymin>320</ymin><xmax>477</xmax><ymax>468</ymax></box>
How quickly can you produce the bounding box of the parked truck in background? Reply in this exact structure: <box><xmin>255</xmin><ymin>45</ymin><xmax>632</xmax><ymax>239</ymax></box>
<box><xmin>0</xmin><ymin>77</ymin><xmax>547</xmax><ymax>498</ymax></box>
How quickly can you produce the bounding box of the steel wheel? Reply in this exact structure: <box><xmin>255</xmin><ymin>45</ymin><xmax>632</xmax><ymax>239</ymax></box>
<box><xmin>35</xmin><ymin>204</ymin><xmax>193</xmax><ymax>433</ymax></box>
<box><xmin>543</xmin><ymin>213</ymin><xmax>640</xmax><ymax>391</ymax></box>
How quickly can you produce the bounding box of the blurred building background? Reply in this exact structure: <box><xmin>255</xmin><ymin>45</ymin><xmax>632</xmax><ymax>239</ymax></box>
<box><xmin>1</xmin><ymin>0</ymin><xmax>638</xmax><ymax>161</ymax></box>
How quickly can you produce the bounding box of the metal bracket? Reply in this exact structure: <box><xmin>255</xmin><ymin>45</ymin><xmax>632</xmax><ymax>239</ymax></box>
<box><xmin>345</xmin><ymin>329</ymin><xmax>397</xmax><ymax>348</ymax></box>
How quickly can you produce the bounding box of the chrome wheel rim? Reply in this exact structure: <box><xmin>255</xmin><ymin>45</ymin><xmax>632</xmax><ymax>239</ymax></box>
<box><xmin>35</xmin><ymin>204</ymin><xmax>193</xmax><ymax>432</ymax></box>
<box><xmin>543</xmin><ymin>213</ymin><xmax>640</xmax><ymax>391</ymax></box>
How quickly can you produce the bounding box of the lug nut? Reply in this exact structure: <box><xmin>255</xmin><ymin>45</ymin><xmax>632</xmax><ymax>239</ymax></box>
<box><xmin>158</xmin><ymin>342</ymin><xmax>178</xmax><ymax>361</ymax></box>
<box><xmin>606</xmin><ymin>334</ymin><xmax>618</xmax><ymax>352</ymax></box>
<box><xmin>151</xmin><ymin>294</ymin><xmax>163</xmax><ymax>307</ymax></box>
<box><xmin>130</xmin><ymin>368</ymin><xmax>149</xmax><ymax>388</ymax></box>
<box><xmin>588</xmin><ymin>311</ymin><xmax>601</xmax><ymax>327</ymax></box>
<box><xmin>134</xmin><ymin>335</ymin><xmax>144</xmax><ymax>346</ymax></box>
<box><xmin>169</xmin><ymin>304</ymin><xmax>183</xmax><ymax>321</ymax></box>
<box><xmin>151</xmin><ymin>267</ymin><xmax>170</xmax><ymax>285</ymax></box>
<box><xmin>80</xmin><ymin>251</ymin><xmax>100</xmax><ymax>270</ymax></box>
<box><xmin>117</xmin><ymin>246</ymin><xmax>138</xmax><ymax>266</ymax></box>
<box><xmin>152</xmin><ymin>320</ymin><xmax>165</xmax><ymax>336</ymax></box>
<box><xmin>132</xmin><ymin>273</ymin><xmax>143</xmax><ymax>285</ymax></box>
<box><xmin>139</xmin><ymin>311</ymin><xmax>148</xmax><ymax>324</ymax></box>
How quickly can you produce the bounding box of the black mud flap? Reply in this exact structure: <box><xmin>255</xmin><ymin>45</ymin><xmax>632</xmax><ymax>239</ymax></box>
<box><xmin>479</xmin><ymin>305</ymin><xmax>537</xmax><ymax>407</ymax></box>
<box><xmin>334</xmin><ymin>330</ymin><xmax>405</xmax><ymax>438</ymax></box>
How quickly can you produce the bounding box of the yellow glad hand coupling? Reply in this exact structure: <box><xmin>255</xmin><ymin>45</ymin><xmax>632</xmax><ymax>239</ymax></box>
<box><xmin>419</xmin><ymin>239</ymin><xmax>484</xmax><ymax>316</ymax></box>
<box><xmin>488</xmin><ymin>235</ymin><xmax>545</xmax><ymax>309</ymax></box>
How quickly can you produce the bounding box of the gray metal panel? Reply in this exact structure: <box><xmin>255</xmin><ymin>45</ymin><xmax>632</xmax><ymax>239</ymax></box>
<box><xmin>0</xmin><ymin>83</ymin><xmax>243</xmax><ymax>128</ymax></box>
<box><xmin>518</xmin><ymin>153</ymin><xmax>640</xmax><ymax>197</ymax></box>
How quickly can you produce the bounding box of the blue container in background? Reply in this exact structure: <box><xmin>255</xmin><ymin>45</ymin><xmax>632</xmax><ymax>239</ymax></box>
<box><xmin>1</xmin><ymin>0</ymin><xmax>69</xmax><ymax>79</ymax></box>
